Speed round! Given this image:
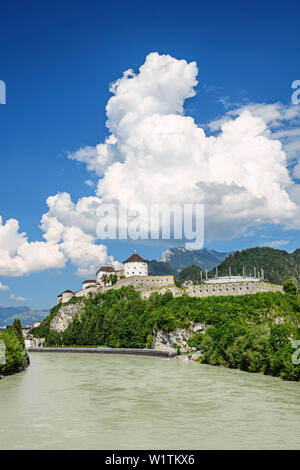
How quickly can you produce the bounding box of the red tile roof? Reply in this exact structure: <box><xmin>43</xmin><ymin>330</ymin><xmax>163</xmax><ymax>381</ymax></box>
<box><xmin>123</xmin><ymin>252</ymin><xmax>146</xmax><ymax>263</ymax></box>
<box><xmin>58</xmin><ymin>289</ymin><xmax>74</xmax><ymax>296</ymax></box>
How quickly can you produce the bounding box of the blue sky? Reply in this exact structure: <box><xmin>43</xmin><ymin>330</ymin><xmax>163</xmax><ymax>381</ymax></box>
<box><xmin>0</xmin><ymin>0</ymin><xmax>300</xmax><ymax>309</ymax></box>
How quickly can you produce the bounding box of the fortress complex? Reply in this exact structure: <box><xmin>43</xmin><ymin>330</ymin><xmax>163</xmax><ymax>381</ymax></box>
<box><xmin>57</xmin><ymin>251</ymin><xmax>282</xmax><ymax>304</ymax></box>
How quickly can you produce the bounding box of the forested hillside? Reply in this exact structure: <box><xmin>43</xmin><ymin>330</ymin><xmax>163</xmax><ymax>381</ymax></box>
<box><xmin>32</xmin><ymin>287</ymin><xmax>300</xmax><ymax>381</ymax></box>
<box><xmin>211</xmin><ymin>247</ymin><xmax>300</xmax><ymax>286</ymax></box>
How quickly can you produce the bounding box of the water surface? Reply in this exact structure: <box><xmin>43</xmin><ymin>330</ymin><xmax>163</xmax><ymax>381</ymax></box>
<box><xmin>0</xmin><ymin>353</ymin><xmax>299</xmax><ymax>449</ymax></box>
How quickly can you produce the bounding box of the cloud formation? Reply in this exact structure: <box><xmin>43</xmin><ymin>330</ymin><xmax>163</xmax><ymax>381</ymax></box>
<box><xmin>0</xmin><ymin>216</ymin><xmax>66</xmax><ymax>276</ymax></box>
<box><xmin>1</xmin><ymin>52</ymin><xmax>299</xmax><ymax>277</ymax></box>
<box><xmin>0</xmin><ymin>198</ymin><xmax>119</xmax><ymax>277</ymax></box>
<box><xmin>70</xmin><ymin>52</ymin><xmax>299</xmax><ymax>241</ymax></box>
<box><xmin>0</xmin><ymin>281</ymin><xmax>9</xmax><ymax>291</ymax></box>
<box><xmin>10</xmin><ymin>294</ymin><xmax>27</xmax><ymax>301</ymax></box>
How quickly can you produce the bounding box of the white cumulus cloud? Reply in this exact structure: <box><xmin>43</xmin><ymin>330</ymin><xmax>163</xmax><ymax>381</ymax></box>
<box><xmin>0</xmin><ymin>281</ymin><xmax>9</xmax><ymax>291</ymax></box>
<box><xmin>69</xmin><ymin>52</ymin><xmax>299</xmax><ymax>241</ymax></box>
<box><xmin>10</xmin><ymin>294</ymin><xmax>27</xmax><ymax>301</ymax></box>
<box><xmin>0</xmin><ymin>216</ymin><xmax>66</xmax><ymax>276</ymax></box>
<box><xmin>1</xmin><ymin>52</ymin><xmax>300</xmax><ymax>277</ymax></box>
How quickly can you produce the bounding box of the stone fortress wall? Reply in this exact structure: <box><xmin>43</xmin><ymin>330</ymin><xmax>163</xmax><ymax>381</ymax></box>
<box><xmin>58</xmin><ymin>249</ymin><xmax>283</xmax><ymax>304</ymax></box>
<box><xmin>140</xmin><ymin>280</ymin><xmax>283</xmax><ymax>300</ymax></box>
<box><xmin>62</xmin><ymin>276</ymin><xmax>283</xmax><ymax>303</ymax></box>
<box><xmin>107</xmin><ymin>275</ymin><xmax>175</xmax><ymax>290</ymax></box>
<box><xmin>70</xmin><ymin>275</ymin><xmax>176</xmax><ymax>302</ymax></box>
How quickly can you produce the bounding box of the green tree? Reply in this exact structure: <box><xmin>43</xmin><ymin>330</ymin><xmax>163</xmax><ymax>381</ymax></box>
<box><xmin>46</xmin><ymin>330</ymin><xmax>62</xmax><ymax>346</ymax></box>
<box><xmin>0</xmin><ymin>328</ymin><xmax>27</xmax><ymax>374</ymax></box>
<box><xmin>108</xmin><ymin>273</ymin><xmax>118</xmax><ymax>285</ymax></box>
<box><xmin>283</xmin><ymin>279</ymin><xmax>297</xmax><ymax>294</ymax></box>
<box><xmin>12</xmin><ymin>319</ymin><xmax>25</xmax><ymax>348</ymax></box>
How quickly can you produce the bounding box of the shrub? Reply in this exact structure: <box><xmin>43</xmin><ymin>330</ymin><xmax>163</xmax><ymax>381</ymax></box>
<box><xmin>283</xmin><ymin>279</ymin><xmax>297</xmax><ymax>294</ymax></box>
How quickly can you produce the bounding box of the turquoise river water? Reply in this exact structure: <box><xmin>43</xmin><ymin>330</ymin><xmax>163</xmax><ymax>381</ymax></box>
<box><xmin>0</xmin><ymin>352</ymin><xmax>300</xmax><ymax>449</ymax></box>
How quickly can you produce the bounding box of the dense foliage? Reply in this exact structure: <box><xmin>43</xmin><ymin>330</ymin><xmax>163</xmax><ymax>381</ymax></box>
<box><xmin>0</xmin><ymin>325</ymin><xmax>28</xmax><ymax>375</ymax></box>
<box><xmin>179</xmin><ymin>265</ymin><xmax>203</xmax><ymax>284</ymax></box>
<box><xmin>148</xmin><ymin>260</ymin><xmax>178</xmax><ymax>277</ymax></box>
<box><xmin>12</xmin><ymin>319</ymin><xmax>25</xmax><ymax>348</ymax></box>
<box><xmin>186</xmin><ymin>292</ymin><xmax>300</xmax><ymax>381</ymax></box>
<box><xmin>211</xmin><ymin>247</ymin><xmax>300</xmax><ymax>288</ymax></box>
<box><xmin>283</xmin><ymin>279</ymin><xmax>297</xmax><ymax>294</ymax></box>
<box><xmin>47</xmin><ymin>287</ymin><xmax>153</xmax><ymax>348</ymax></box>
<box><xmin>35</xmin><ymin>287</ymin><xmax>300</xmax><ymax>381</ymax></box>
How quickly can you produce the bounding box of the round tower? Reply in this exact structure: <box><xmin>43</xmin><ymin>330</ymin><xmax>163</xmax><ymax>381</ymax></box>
<box><xmin>123</xmin><ymin>250</ymin><xmax>148</xmax><ymax>277</ymax></box>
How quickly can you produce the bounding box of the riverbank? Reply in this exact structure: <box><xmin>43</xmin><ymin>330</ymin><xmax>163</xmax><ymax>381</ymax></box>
<box><xmin>0</xmin><ymin>324</ymin><xmax>29</xmax><ymax>376</ymax></box>
<box><xmin>28</xmin><ymin>346</ymin><xmax>177</xmax><ymax>358</ymax></box>
<box><xmin>0</xmin><ymin>364</ymin><xmax>28</xmax><ymax>378</ymax></box>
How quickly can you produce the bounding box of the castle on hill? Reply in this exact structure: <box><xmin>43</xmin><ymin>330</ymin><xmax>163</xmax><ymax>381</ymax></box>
<box><xmin>58</xmin><ymin>250</ymin><xmax>150</xmax><ymax>303</ymax></box>
<box><xmin>57</xmin><ymin>250</ymin><xmax>283</xmax><ymax>304</ymax></box>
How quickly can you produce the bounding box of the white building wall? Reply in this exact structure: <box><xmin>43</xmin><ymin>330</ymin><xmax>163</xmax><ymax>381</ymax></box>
<box><xmin>61</xmin><ymin>292</ymin><xmax>74</xmax><ymax>303</ymax></box>
<box><xmin>124</xmin><ymin>261</ymin><xmax>148</xmax><ymax>277</ymax></box>
<box><xmin>82</xmin><ymin>281</ymin><xmax>98</xmax><ymax>289</ymax></box>
<box><xmin>96</xmin><ymin>271</ymin><xmax>114</xmax><ymax>284</ymax></box>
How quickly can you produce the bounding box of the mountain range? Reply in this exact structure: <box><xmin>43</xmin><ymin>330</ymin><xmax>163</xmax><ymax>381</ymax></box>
<box><xmin>156</xmin><ymin>246</ymin><xmax>300</xmax><ymax>289</ymax></box>
<box><xmin>0</xmin><ymin>306</ymin><xmax>49</xmax><ymax>327</ymax></box>
<box><xmin>159</xmin><ymin>247</ymin><xmax>229</xmax><ymax>271</ymax></box>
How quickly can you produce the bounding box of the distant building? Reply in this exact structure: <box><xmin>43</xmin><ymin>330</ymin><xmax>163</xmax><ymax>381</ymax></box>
<box><xmin>24</xmin><ymin>335</ymin><xmax>45</xmax><ymax>349</ymax></box>
<box><xmin>123</xmin><ymin>251</ymin><xmax>148</xmax><ymax>277</ymax></box>
<box><xmin>57</xmin><ymin>289</ymin><xmax>74</xmax><ymax>304</ymax></box>
<box><xmin>96</xmin><ymin>266</ymin><xmax>116</xmax><ymax>285</ymax></box>
<box><xmin>82</xmin><ymin>280</ymin><xmax>98</xmax><ymax>290</ymax></box>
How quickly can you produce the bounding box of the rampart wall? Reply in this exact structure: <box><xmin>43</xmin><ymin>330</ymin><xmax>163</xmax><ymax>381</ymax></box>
<box><xmin>141</xmin><ymin>281</ymin><xmax>283</xmax><ymax>299</ymax></box>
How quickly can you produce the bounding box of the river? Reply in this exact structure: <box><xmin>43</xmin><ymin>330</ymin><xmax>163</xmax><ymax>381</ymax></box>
<box><xmin>0</xmin><ymin>352</ymin><xmax>300</xmax><ymax>449</ymax></box>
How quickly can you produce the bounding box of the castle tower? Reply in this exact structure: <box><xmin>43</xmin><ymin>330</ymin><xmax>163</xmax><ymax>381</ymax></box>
<box><xmin>123</xmin><ymin>250</ymin><xmax>148</xmax><ymax>277</ymax></box>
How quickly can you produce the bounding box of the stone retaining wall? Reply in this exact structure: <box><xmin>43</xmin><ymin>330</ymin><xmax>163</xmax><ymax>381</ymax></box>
<box><xmin>71</xmin><ymin>275</ymin><xmax>176</xmax><ymax>302</ymax></box>
<box><xmin>28</xmin><ymin>347</ymin><xmax>177</xmax><ymax>358</ymax></box>
<box><xmin>141</xmin><ymin>281</ymin><xmax>283</xmax><ymax>299</ymax></box>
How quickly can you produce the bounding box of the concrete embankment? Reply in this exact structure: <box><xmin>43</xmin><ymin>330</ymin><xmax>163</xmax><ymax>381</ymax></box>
<box><xmin>28</xmin><ymin>347</ymin><xmax>177</xmax><ymax>358</ymax></box>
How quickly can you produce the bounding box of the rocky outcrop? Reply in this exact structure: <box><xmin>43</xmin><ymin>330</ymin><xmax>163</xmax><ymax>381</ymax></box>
<box><xmin>176</xmin><ymin>351</ymin><xmax>202</xmax><ymax>361</ymax></box>
<box><xmin>152</xmin><ymin>322</ymin><xmax>206</xmax><ymax>352</ymax></box>
<box><xmin>50</xmin><ymin>301</ymin><xmax>84</xmax><ymax>333</ymax></box>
